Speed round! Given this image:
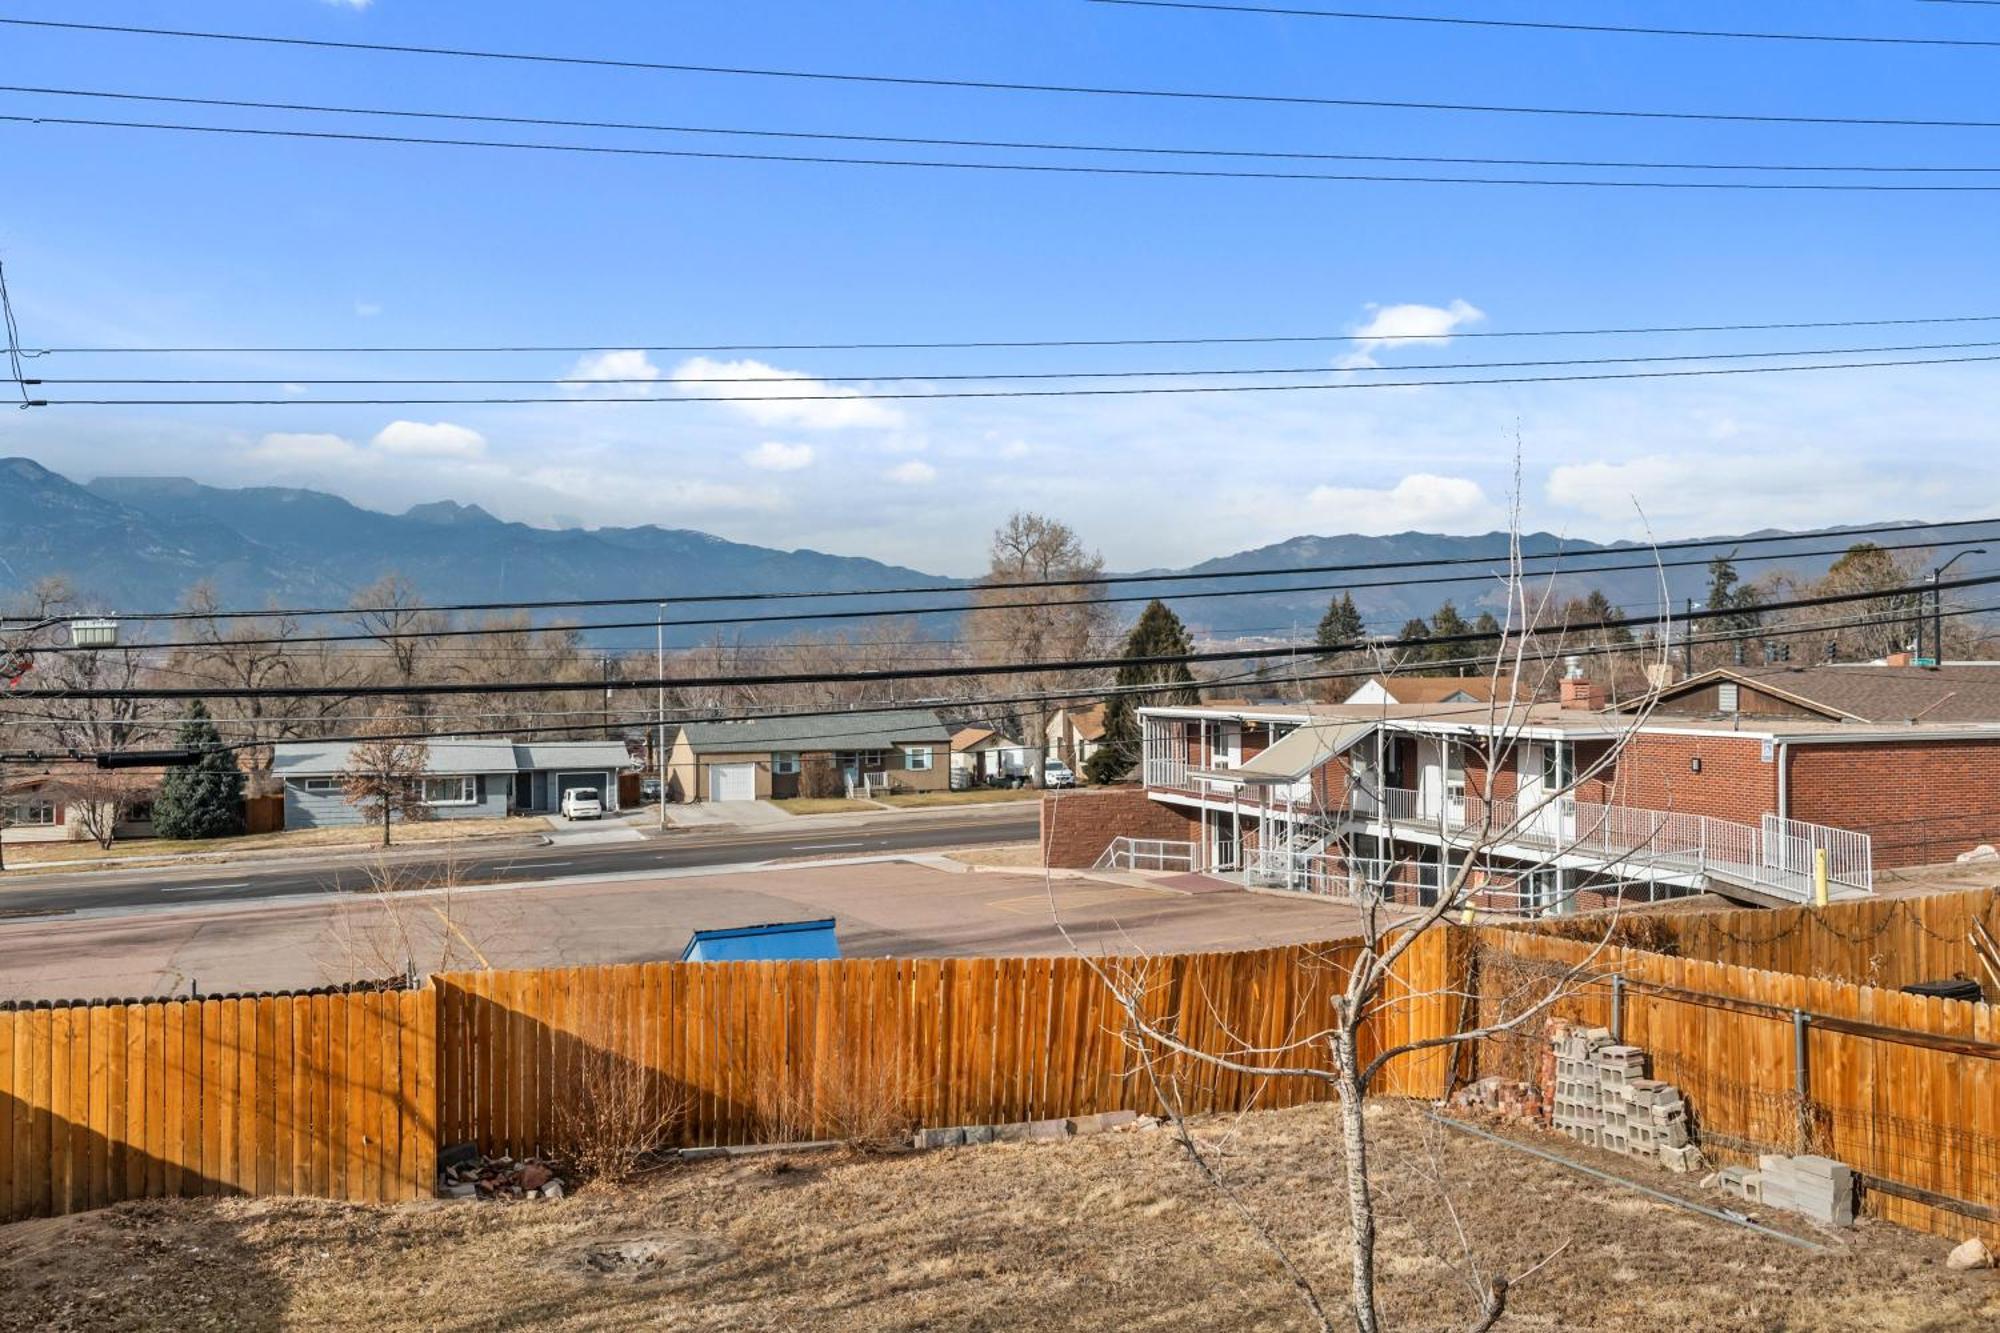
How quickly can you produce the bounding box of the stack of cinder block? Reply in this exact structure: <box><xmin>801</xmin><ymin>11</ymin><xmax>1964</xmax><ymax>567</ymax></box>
<box><xmin>1548</xmin><ymin>1027</ymin><xmax>1698</xmax><ymax>1172</ymax></box>
<box><xmin>1720</xmin><ymin>1154</ymin><xmax>1856</xmax><ymax>1226</ymax></box>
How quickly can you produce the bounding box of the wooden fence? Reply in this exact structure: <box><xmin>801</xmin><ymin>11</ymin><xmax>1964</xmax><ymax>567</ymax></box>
<box><xmin>432</xmin><ymin>930</ymin><xmax>1461</xmax><ymax>1156</ymax></box>
<box><xmin>1473</xmin><ymin>927</ymin><xmax>2000</xmax><ymax>1246</ymax></box>
<box><xmin>1536</xmin><ymin>886</ymin><xmax>2000</xmax><ymax>994</ymax></box>
<box><xmin>0</xmin><ymin>989</ymin><xmax>433</xmax><ymax>1222</ymax></box>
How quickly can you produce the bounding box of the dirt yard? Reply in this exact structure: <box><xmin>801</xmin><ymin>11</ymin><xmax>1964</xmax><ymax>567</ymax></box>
<box><xmin>2</xmin><ymin>1101</ymin><xmax>1991</xmax><ymax>1332</ymax></box>
<box><xmin>5</xmin><ymin>816</ymin><xmax>552</xmax><ymax>868</ymax></box>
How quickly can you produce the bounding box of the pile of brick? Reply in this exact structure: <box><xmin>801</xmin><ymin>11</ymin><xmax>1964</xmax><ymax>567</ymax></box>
<box><xmin>436</xmin><ymin>1141</ymin><xmax>566</xmax><ymax>1201</ymax></box>
<box><xmin>1448</xmin><ymin>1075</ymin><xmax>1545</xmax><ymax>1124</ymax></box>
<box><xmin>1716</xmin><ymin>1155</ymin><xmax>1855</xmax><ymax>1226</ymax></box>
<box><xmin>1548</xmin><ymin>1025</ymin><xmax>1699</xmax><ymax>1173</ymax></box>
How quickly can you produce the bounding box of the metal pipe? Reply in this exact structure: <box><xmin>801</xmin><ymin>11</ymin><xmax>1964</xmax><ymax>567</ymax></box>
<box><xmin>656</xmin><ymin>604</ymin><xmax>668</xmax><ymax>832</ymax></box>
<box><xmin>1611</xmin><ymin>974</ymin><xmax>1625</xmax><ymax>1044</ymax></box>
<box><xmin>1423</xmin><ymin>1113</ymin><xmax>1834</xmax><ymax>1254</ymax></box>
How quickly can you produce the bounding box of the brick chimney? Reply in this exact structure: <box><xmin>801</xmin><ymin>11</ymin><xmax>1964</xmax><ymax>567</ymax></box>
<box><xmin>1559</xmin><ymin>655</ymin><xmax>1598</xmax><ymax>710</ymax></box>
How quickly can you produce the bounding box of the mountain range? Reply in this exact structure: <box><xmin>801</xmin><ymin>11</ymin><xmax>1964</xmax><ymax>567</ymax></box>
<box><xmin>4</xmin><ymin>456</ymin><xmax>1995</xmax><ymax>648</ymax></box>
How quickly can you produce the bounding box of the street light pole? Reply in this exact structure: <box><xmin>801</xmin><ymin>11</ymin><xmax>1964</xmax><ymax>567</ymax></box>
<box><xmin>1929</xmin><ymin>548</ymin><xmax>1987</xmax><ymax>666</ymax></box>
<box><xmin>656</xmin><ymin>604</ymin><xmax>668</xmax><ymax>832</ymax></box>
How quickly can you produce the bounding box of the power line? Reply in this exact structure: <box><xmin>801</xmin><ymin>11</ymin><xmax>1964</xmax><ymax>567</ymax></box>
<box><xmin>0</xmin><ymin>257</ymin><xmax>29</xmax><ymax>409</ymax></box>
<box><xmin>11</xmin><ymin>84</ymin><xmax>2000</xmax><ymax>177</ymax></box>
<box><xmin>26</xmin><ymin>111</ymin><xmax>2000</xmax><ymax>193</ymax></box>
<box><xmin>1092</xmin><ymin>0</ymin><xmax>2000</xmax><ymax>50</ymax></box>
<box><xmin>10</xmin><ymin>574</ymin><xmax>1995</xmax><ymax>700</ymax></box>
<box><xmin>25</xmin><ymin>312</ymin><xmax>2000</xmax><ymax>357</ymax></box>
<box><xmin>33</xmin><ymin>349</ymin><xmax>2000</xmax><ymax>407</ymax></box>
<box><xmin>14</xmin><ymin>600</ymin><xmax>1993</xmax><ymax>762</ymax></box>
<box><xmin>10</xmin><ymin>515</ymin><xmax>1992</xmax><ymax>625</ymax></box>
<box><xmin>16</xmin><ymin>532</ymin><xmax>1986</xmax><ymax>655</ymax></box>
<box><xmin>10</xmin><ymin>16</ymin><xmax>2000</xmax><ymax>131</ymax></box>
<box><xmin>36</xmin><ymin>337</ymin><xmax>2000</xmax><ymax>385</ymax></box>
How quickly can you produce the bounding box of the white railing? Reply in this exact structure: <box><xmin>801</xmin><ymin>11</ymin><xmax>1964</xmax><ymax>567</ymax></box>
<box><xmin>1094</xmin><ymin>836</ymin><xmax>1197</xmax><ymax>873</ymax></box>
<box><xmin>1358</xmin><ymin>787</ymin><xmax>1872</xmax><ymax>901</ymax></box>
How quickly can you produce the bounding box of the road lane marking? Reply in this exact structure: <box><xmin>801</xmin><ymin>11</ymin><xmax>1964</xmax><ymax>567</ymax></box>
<box><xmin>160</xmin><ymin>882</ymin><xmax>251</xmax><ymax>893</ymax></box>
<box><xmin>795</xmin><ymin>841</ymin><xmax>865</xmax><ymax>850</ymax></box>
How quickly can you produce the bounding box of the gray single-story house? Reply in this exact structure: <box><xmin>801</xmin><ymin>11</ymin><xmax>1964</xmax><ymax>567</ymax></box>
<box><xmin>271</xmin><ymin>737</ymin><xmax>638</xmax><ymax>829</ymax></box>
<box><xmin>665</xmin><ymin>708</ymin><xmax>951</xmax><ymax>801</ymax></box>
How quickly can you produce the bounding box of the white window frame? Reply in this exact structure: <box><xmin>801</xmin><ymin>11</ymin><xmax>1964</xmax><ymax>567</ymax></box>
<box><xmin>1445</xmin><ymin>744</ymin><xmax>1467</xmax><ymax>802</ymax></box>
<box><xmin>295</xmin><ymin>777</ymin><xmax>341</xmax><ymax>793</ymax></box>
<box><xmin>901</xmin><ymin>745</ymin><xmax>934</xmax><ymax>772</ymax></box>
<box><xmin>772</xmin><ymin>752</ymin><xmax>801</xmax><ymax>776</ymax></box>
<box><xmin>8</xmin><ymin>799</ymin><xmax>56</xmax><ymax>826</ymax></box>
<box><xmin>422</xmin><ymin>775</ymin><xmax>479</xmax><ymax>807</ymax></box>
<box><xmin>1718</xmin><ymin>682</ymin><xmax>1741</xmax><ymax>714</ymax></box>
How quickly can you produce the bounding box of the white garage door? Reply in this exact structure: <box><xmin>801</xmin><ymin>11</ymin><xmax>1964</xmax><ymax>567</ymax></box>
<box><xmin>708</xmin><ymin>763</ymin><xmax>757</xmax><ymax>802</ymax></box>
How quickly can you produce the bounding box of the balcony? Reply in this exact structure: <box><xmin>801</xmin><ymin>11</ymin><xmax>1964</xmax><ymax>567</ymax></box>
<box><xmin>1353</xmin><ymin>787</ymin><xmax>1873</xmax><ymax>903</ymax></box>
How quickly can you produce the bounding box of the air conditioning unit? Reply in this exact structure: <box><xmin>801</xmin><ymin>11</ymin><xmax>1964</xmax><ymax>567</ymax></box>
<box><xmin>68</xmin><ymin>618</ymin><xmax>120</xmax><ymax>649</ymax></box>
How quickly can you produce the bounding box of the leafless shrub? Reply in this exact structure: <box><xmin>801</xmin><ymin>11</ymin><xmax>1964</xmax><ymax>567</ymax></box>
<box><xmin>553</xmin><ymin>1046</ymin><xmax>687</xmax><ymax>1185</ymax></box>
<box><xmin>757</xmin><ymin>1061</ymin><xmax>915</xmax><ymax>1149</ymax></box>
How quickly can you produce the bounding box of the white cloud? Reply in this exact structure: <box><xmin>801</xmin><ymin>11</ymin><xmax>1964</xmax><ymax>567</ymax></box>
<box><xmin>323</xmin><ymin>0</ymin><xmax>373</xmax><ymax>9</ymax></box>
<box><xmin>353</xmin><ymin>300</ymin><xmax>382</xmax><ymax>317</ymax></box>
<box><xmin>249</xmin><ymin>432</ymin><xmax>356</xmax><ymax>464</ymax></box>
<box><xmin>566</xmin><ymin>348</ymin><xmax>664</xmax><ymax>395</ymax></box>
<box><xmin>885</xmin><ymin>459</ymin><xmax>937</xmax><ymax>485</ymax></box>
<box><xmin>1338</xmin><ymin>298</ymin><xmax>1485</xmax><ymax>369</ymax></box>
<box><xmin>1301</xmin><ymin>473</ymin><xmax>1499</xmax><ymax>531</ymax></box>
<box><xmin>671</xmin><ymin>356</ymin><xmax>904</xmax><ymax>430</ymax></box>
<box><xmin>997</xmin><ymin>439</ymin><xmax>1032</xmax><ymax>459</ymax></box>
<box><xmin>370</xmin><ymin>420</ymin><xmax>487</xmax><ymax>458</ymax></box>
<box><xmin>743</xmin><ymin>441</ymin><xmax>816</xmax><ymax>472</ymax></box>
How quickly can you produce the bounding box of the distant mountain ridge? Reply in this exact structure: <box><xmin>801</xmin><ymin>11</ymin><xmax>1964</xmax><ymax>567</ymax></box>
<box><xmin>3</xmin><ymin>456</ymin><xmax>1994</xmax><ymax>646</ymax></box>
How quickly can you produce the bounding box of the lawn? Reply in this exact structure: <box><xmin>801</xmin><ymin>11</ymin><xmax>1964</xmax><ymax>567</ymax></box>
<box><xmin>5</xmin><ymin>815</ymin><xmax>553</xmax><ymax>866</ymax></box>
<box><xmin>876</xmin><ymin>787</ymin><xmax>1047</xmax><ymax>808</ymax></box>
<box><xmin>768</xmin><ymin>797</ymin><xmax>876</xmax><ymax>815</ymax></box>
<box><xmin>3</xmin><ymin>1101</ymin><xmax>1990</xmax><ymax>1332</ymax></box>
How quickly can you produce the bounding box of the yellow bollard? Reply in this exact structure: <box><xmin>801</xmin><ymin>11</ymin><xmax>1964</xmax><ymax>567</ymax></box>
<box><xmin>1813</xmin><ymin>847</ymin><xmax>1830</xmax><ymax>908</ymax></box>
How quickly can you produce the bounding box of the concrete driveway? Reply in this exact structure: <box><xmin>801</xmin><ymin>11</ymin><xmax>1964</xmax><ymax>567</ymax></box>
<box><xmin>665</xmin><ymin>800</ymin><xmax>798</xmax><ymax>830</ymax></box>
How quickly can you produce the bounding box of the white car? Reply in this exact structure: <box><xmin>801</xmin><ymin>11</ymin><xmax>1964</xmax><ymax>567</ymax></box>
<box><xmin>1042</xmin><ymin>759</ymin><xmax>1078</xmax><ymax>788</ymax></box>
<box><xmin>560</xmin><ymin>788</ymin><xmax>604</xmax><ymax>820</ymax></box>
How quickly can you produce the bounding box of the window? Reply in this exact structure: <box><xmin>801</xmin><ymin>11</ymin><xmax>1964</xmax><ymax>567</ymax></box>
<box><xmin>836</xmin><ymin>750</ymin><xmax>887</xmax><ymax>771</ymax></box>
<box><xmin>1445</xmin><ymin>745</ymin><xmax>1467</xmax><ymax>801</ymax></box>
<box><xmin>295</xmin><ymin>777</ymin><xmax>340</xmax><ymax>793</ymax></box>
<box><xmin>1717</xmin><ymin>682</ymin><xmax>1740</xmax><ymax>714</ymax></box>
<box><xmin>1541</xmin><ymin>743</ymin><xmax>1570</xmax><ymax>790</ymax></box>
<box><xmin>901</xmin><ymin>745</ymin><xmax>934</xmax><ymax>772</ymax></box>
<box><xmin>421</xmin><ymin>776</ymin><xmax>478</xmax><ymax>806</ymax></box>
<box><xmin>772</xmin><ymin>752</ymin><xmax>801</xmax><ymax>775</ymax></box>
<box><xmin>7</xmin><ymin>799</ymin><xmax>56</xmax><ymax>826</ymax></box>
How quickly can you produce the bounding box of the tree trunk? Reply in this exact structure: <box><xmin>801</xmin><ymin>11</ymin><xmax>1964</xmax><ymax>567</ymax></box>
<box><xmin>1336</xmin><ymin>1023</ymin><xmax>1381</xmax><ymax>1333</ymax></box>
<box><xmin>381</xmin><ymin>795</ymin><xmax>392</xmax><ymax>848</ymax></box>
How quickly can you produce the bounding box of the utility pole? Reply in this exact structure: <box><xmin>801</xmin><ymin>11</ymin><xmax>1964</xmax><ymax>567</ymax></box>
<box><xmin>656</xmin><ymin>604</ymin><xmax>668</xmax><ymax>832</ymax></box>
<box><xmin>1682</xmin><ymin>598</ymin><xmax>1694</xmax><ymax>678</ymax></box>
<box><xmin>1927</xmin><ymin>548</ymin><xmax>1986</xmax><ymax>667</ymax></box>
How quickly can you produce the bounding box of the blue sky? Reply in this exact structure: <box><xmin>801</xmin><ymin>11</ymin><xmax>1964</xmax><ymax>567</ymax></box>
<box><xmin>4</xmin><ymin>0</ymin><xmax>1999</xmax><ymax>574</ymax></box>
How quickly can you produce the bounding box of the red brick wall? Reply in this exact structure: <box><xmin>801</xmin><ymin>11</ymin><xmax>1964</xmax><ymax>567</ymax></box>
<box><xmin>1040</xmin><ymin>786</ymin><xmax>1197</xmax><ymax>868</ymax></box>
<box><xmin>1788</xmin><ymin>739</ymin><xmax>2000</xmax><ymax>868</ymax></box>
<box><xmin>1590</xmin><ymin>732</ymin><xmax>1778</xmax><ymax>822</ymax></box>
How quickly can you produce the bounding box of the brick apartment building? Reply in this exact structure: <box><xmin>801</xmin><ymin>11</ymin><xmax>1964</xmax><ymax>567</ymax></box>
<box><xmin>1047</xmin><ymin>661</ymin><xmax>2000</xmax><ymax>914</ymax></box>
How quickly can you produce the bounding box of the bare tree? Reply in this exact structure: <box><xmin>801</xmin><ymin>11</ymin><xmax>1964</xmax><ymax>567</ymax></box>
<box><xmin>48</xmin><ymin>769</ymin><xmax>155</xmax><ymax>850</ymax></box>
<box><xmin>340</xmin><ymin>712</ymin><xmax>433</xmax><ymax>847</ymax></box>
<box><xmin>1061</xmin><ymin>527</ymin><xmax>1673</xmax><ymax>1332</ymax></box>
<box><xmin>968</xmin><ymin>513</ymin><xmax>1113</xmax><ymax>783</ymax></box>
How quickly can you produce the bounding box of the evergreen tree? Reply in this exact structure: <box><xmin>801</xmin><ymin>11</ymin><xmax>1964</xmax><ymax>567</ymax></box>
<box><xmin>1394</xmin><ymin>617</ymin><xmax>1432</xmax><ymax>668</ymax></box>
<box><xmin>1315</xmin><ymin>592</ymin><xmax>1364</xmax><ymax>650</ymax></box>
<box><xmin>1705</xmin><ymin>555</ymin><xmax>1764</xmax><ymax>635</ymax></box>
<box><xmin>1428</xmin><ymin>601</ymin><xmax>1470</xmax><ymax>670</ymax></box>
<box><xmin>151</xmin><ymin>700</ymin><xmax>246</xmax><ymax>839</ymax></box>
<box><xmin>1087</xmin><ymin>600</ymin><xmax>1202</xmax><ymax>784</ymax></box>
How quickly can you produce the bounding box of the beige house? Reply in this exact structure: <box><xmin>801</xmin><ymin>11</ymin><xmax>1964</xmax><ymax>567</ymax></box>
<box><xmin>666</xmin><ymin>709</ymin><xmax>952</xmax><ymax>801</ymax></box>
<box><xmin>1045</xmin><ymin>704</ymin><xmax>1106</xmax><ymax>770</ymax></box>
<box><xmin>1</xmin><ymin>763</ymin><xmax>162</xmax><ymax>848</ymax></box>
<box><xmin>951</xmin><ymin>725</ymin><xmax>1032</xmax><ymax>788</ymax></box>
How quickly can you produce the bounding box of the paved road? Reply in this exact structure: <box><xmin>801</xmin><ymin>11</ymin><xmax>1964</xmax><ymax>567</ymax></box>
<box><xmin>0</xmin><ymin>808</ymin><xmax>1040</xmax><ymax>918</ymax></box>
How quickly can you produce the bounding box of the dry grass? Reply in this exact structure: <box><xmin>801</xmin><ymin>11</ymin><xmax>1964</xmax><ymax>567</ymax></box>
<box><xmin>768</xmin><ymin>797</ymin><xmax>877</xmax><ymax>815</ymax></box>
<box><xmin>876</xmin><ymin>788</ymin><xmax>1046</xmax><ymax>808</ymax></box>
<box><xmin>7</xmin><ymin>816</ymin><xmax>552</xmax><ymax>866</ymax></box>
<box><xmin>2</xmin><ymin>1101</ymin><xmax>1993</xmax><ymax>1333</ymax></box>
<box><xmin>943</xmin><ymin>842</ymin><xmax>1044</xmax><ymax>869</ymax></box>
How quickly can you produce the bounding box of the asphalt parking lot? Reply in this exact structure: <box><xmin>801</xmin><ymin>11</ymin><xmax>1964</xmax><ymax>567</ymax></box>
<box><xmin>0</xmin><ymin>858</ymin><xmax>1368</xmax><ymax>1002</ymax></box>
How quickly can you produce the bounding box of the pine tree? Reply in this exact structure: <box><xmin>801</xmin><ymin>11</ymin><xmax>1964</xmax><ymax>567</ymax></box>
<box><xmin>1706</xmin><ymin>555</ymin><xmax>1763</xmax><ymax>635</ymax></box>
<box><xmin>1315</xmin><ymin>592</ymin><xmax>1364</xmax><ymax>650</ymax></box>
<box><xmin>1394</xmin><ymin>617</ymin><xmax>1432</xmax><ymax>668</ymax></box>
<box><xmin>151</xmin><ymin>700</ymin><xmax>246</xmax><ymax>840</ymax></box>
<box><xmin>1087</xmin><ymin>600</ymin><xmax>1202</xmax><ymax>784</ymax></box>
<box><xmin>1428</xmin><ymin>601</ymin><xmax>1470</xmax><ymax>670</ymax></box>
